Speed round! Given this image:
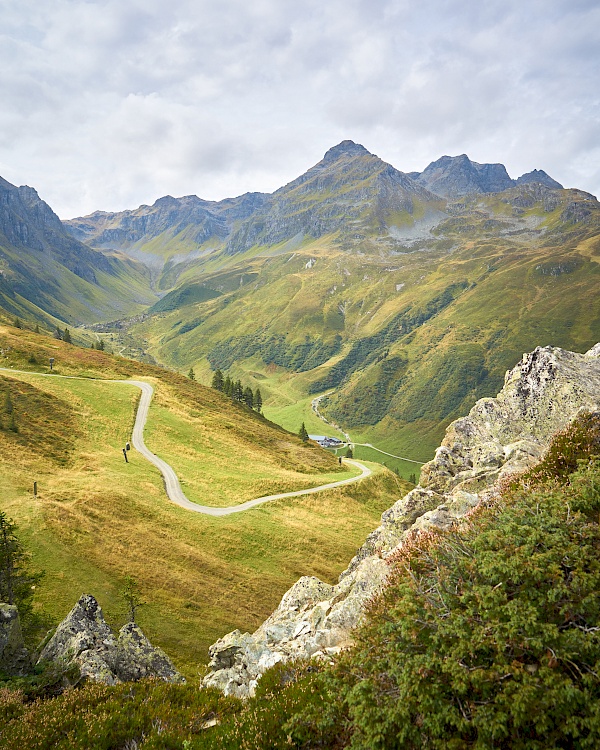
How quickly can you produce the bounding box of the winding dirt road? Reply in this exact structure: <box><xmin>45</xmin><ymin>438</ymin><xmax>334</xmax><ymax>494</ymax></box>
<box><xmin>0</xmin><ymin>369</ymin><xmax>372</xmax><ymax>516</ymax></box>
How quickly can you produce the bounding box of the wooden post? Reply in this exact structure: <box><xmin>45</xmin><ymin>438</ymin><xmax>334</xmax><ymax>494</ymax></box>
<box><xmin>33</xmin><ymin>481</ymin><xmax>37</xmax><ymax>497</ymax></box>
<box><xmin>123</xmin><ymin>448</ymin><xmax>128</xmax><ymax>463</ymax></box>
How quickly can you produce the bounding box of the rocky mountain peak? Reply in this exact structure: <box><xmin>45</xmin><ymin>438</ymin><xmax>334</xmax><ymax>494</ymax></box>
<box><xmin>415</xmin><ymin>154</ymin><xmax>515</xmax><ymax>198</ymax></box>
<box><xmin>516</xmin><ymin>169</ymin><xmax>563</xmax><ymax>189</ymax></box>
<box><xmin>322</xmin><ymin>140</ymin><xmax>371</xmax><ymax>162</ymax></box>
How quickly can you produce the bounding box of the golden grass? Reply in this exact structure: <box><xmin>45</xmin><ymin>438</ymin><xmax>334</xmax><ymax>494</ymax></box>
<box><xmin>0</xmin><ymin>326</ymin><xmax>407</xmax><ymax>677</ymax></box>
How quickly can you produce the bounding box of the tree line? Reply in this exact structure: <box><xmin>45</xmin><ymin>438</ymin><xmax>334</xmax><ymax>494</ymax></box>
<box><xmin>210</xmin><ymin>369</ymin><xmax>263</xmax><ymax>412</ymax></box>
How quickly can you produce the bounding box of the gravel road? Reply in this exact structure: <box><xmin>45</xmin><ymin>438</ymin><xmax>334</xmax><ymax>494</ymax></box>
<box><xmin>1</xmin><ymin>369</ymin><xmax>371</xmax><ymax>516</ymax></box>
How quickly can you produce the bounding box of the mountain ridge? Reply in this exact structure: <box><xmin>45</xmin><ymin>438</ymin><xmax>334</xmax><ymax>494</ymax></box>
<box><xmin>62</xmin><ymin>142</ymin><xmax>568</xmax><ymax>275</ymax></box>
<box><xmin>0</xmin><ymin>176</ymin><xmax>158</xmax><ymax>325</ymax></box>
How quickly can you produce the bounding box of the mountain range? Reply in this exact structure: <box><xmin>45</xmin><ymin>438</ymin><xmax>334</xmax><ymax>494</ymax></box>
<box><xmin>1</xmin><ymin>141</ymin><xmax>598</xmax><ymax>464</ymax></box>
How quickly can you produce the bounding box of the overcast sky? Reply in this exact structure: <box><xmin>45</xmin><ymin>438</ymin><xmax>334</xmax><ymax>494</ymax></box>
<box><xmin>0</xmin><ymin>0</ymin><xmax>598</xmax><ymax>218</ymax></box>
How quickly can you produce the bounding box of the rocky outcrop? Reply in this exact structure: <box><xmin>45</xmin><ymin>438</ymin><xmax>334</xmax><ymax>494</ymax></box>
<box><xmin>38</xmin><ymin>594</ymin><xmax>184</xmax><ymax>685</ymax></box>
<box><xmin>0</xmin><ymin>603</ymin><xmax>30</xmax><ymax>675</ymax></box>
<box><xmin>415</xmin><ymin>154</ymin><xmax>515</xmax><ymax>198</ymax></box>
<box><xmin>516</xmin><ymin>169</ymin><xmax>563</xmax><ymax>189</ymax></box>
<box><xmin>203</xmin><ymin>344</ymin><xmax>600</xmax><ymax>697</ymax></box>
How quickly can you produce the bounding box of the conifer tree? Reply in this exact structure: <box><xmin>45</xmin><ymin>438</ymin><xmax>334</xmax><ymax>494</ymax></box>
<box><xmin>13</xmin><ymin>317</ymin><xmax>22</xmax><ymax>329</ymax></box>
<box><xmin>53</xmin><ymin>327</ymin><xmax>62</xmax><ymax>340</ymax></box>
<box><xmin>62</xmin><ymin>327</ymin><xmax>72</xmax><ymax>344</ymax></box>
<box><xmin>223</xmin><ymin>376</ymin><xmax>233</xmax><ymax>397</ymax></box>
<box><xmin>243</xmin><ymin>386</ymin><xmax>254</xmax><ymax>408</ymax></box>
<box><xmin>299</xmin><ymin>422</ymin><xmax>309</xmax><ymax>441</ymax></box>
<box><xmin>187</xmin><ymin>367</ymin><xmax>196</xmax><ymax>380</ymax></box>
<box><xmin>254</xmin><ymin>387</ymin><xmax>263</xmax><ymax>413</ymax></box>
<box><xmin>0</xmin><ymin>511</ymin><xmax>41</xmax><ymax>612</ymax></box>
<box><xmin>211</xmin><ymin>369</ymin><xmax>225</xmax><ymax>391</ymax></box>
<box><xmin>233</xmin><ymin>380</ymin><xmax>243</xmax><ymax>402</ymax></box>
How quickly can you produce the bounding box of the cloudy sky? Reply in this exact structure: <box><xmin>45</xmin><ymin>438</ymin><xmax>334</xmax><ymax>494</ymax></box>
<box><xmin>1</xmin><ymin>0</ymin><xmax>598</xmax><ymax>218</ymax></box>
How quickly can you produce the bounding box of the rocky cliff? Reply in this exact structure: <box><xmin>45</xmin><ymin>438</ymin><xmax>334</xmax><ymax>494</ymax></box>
<box><xmin>203</xmin><ymin>343</ymin><xmax>600</xmax><ymax>697</ymax></box>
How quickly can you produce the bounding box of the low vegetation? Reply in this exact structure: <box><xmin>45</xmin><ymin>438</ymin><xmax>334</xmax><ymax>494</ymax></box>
<box><xmin>2</xmin><ymin>413</ymin><xmax>599</xmax><ymax>748</ymax></box>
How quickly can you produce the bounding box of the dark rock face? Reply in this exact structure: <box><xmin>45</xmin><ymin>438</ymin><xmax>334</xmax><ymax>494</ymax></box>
<box><xmin>0</xmin><ymin>603</ymin><xmax>30</xmax><ymax>675</ymax></box>
<box><xmin>415</xmin><ymin>154</ymin><xmax>515</xmax><ymax>198</ymax></box>
<box><xmin>38</xmin><ymin>594</ymin><xmax>184</xmax><ymax>685</ymax></box>
<box><xmin>516</xmin><ymin>169</ymin><xmax>563</xmax><ymax>189</ymax></box>
<box><xmin>0</xmin><ymin>177</ymin><xmax>113</xmax><ymax>282</ymax></box>
<box><xmin>65</xmin><ymin>192</ymin><xmax>270</xmax><ymax>250</ymax></box>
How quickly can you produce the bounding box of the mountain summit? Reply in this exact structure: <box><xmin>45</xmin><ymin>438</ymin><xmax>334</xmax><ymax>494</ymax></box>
<box><xmin>322</xmin><ymin>140</ymin><xmax>370</xmax><ymax>161</ymax></box>
<box><xmin>223</xmin><ymin>141</ymin><xmax>441</xmax><ymax>254</ymax></box>
<box><xmin>412</xmin><ymin>154</ymin><xmax>563</xmax><ymax>198</ymax></box>
<box><xmin>414</xmin><ymin>154</ymin><xmax>515</xmax><ymax>197</ymax></box>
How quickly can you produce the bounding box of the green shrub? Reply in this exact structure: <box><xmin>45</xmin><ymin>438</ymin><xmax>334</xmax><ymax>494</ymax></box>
<box><xmin>288</xmin><ymin>459</ymin><xmax>600</xmax><ymax>749</ymax></box>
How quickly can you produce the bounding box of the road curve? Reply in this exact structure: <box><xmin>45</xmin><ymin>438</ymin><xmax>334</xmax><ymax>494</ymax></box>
<box><xmin>0</xmin><ymin>369</ymin><xmax>372</xmax><ymax>516</ymax></box>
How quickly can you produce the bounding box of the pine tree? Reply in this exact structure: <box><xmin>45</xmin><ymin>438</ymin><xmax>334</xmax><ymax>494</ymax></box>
<box><xmin>63</xmin><ymin>327</ymin><xmax>72</xmax><ymax>344</ymax></box>
<box><xmin>53</xmin><ymin>327</ymin><xmax>62</xmax><ymax>340</ymax></box>
<box><xmin>233</xmin><ymin>380</ymin><xmax>243</xmax><ymax>402</ymax></box>
<box><xmin>243</xmin><ymin>386</ymin><xmax>254</xmax><ymax>408</ymax></box>
<box><xmin>34</xmin><ymin>324</ymin><xmax>39</xmax><ymax>334</ymax></box>
<box><xmin>299</xmin><ymin>422</ymin><xmax>309</xmax><ymax>442</ymax></box>
<box><xmin>223</xmin><ymin>376</ymin><xmax>233</xmax><ymax>397</ymax></box>
<box><xmin>0</xmin><ymin>512</ymin><xmax>42</xmax><ymax>613</ymax></box>
<box><xmin>344</xmin><ymin>447</ymin><xmax>353</xmax><ymax>458</ymax></box>
<box><xmin>211</xmin><ymin>369</ymin><xmax>225</xmax><ymax>391</ymax></box>
<box><xmin>188</xmin><ymin>367</ymin><xmax>196</xmax><ymax>381</ymax></box>
<box><xmin>95</xmin><ymin>339</ymin><xmax>105</xmax><ymax>351</ymax></box>
<box><xmin>254</xmin><ymin>387</ymin><xmax>263</xmax><ymax>413</ymax></box>
<box><xmin>13</xmin><ymin>317</ymin><xmax>22</xmax><ymax>329</ymax></box>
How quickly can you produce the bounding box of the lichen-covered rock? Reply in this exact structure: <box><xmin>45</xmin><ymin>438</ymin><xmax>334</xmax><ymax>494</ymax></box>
<box><xmin>38</xmin><ymin>594</ymin><xmax>184</xmax><ymax>685</ymax></box>
<box><xmin>203</xmin><ymin>343</ymin><xmax>600</xmax><ymax>697</ymax></box>
<box><xmin>116</xmin><ymin>623</ymin><xmax>185</xmax><ymax>683</ymax></box>
<box><xmin>0</xmin><ymin>603</ymin><xmax>30</xmax><ymax>675</ymax></box>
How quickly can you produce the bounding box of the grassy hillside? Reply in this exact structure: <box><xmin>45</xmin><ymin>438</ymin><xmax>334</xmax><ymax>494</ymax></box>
<box><xmin>3</xmin><ymin>409</ymin><xmax>599</xmax><ymax>749</ymax></box>
<box><xmin>0</xmin><ymin>325</ymin><xmax>406</xmax><ymax>676</ymax></box>
<box><xmin>101</xmin><ymin>183</ymin><xmax>598</xmax><ymax>469</ymax></box>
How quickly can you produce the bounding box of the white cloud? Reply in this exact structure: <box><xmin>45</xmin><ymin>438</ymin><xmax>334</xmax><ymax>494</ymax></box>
<box><xmin>0</xmin><ymin>0</ymin><xmax>597</xmax><ymax>216</ymax></box>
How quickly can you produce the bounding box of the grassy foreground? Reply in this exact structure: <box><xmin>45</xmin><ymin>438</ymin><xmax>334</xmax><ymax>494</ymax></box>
<box><xmin>0</xmin><ymin>324</ymin><xmax>406</xmax><ymax>677</ymax></box>
<box><xmin>2</xmin><ymin>415</ymin><xmax>599</xmax><ymax>748</ymax></box>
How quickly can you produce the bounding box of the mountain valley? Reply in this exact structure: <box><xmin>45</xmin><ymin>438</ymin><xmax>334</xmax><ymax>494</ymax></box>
<box><xmin>1</xmin><ymin>142</ymin><xmax>598</xmax><ymax>473</ymax></box>
<box><xmin>0</xmin><ymin>141</ymin><xmax>600</xmax><ymax>748</ymax></box>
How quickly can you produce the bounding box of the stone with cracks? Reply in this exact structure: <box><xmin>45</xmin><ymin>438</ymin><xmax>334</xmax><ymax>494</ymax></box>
<box><xmin>203</xmin><ymin>344</ymin><xmax>600</xmax><ymax>697</ymax></box>
<box><xmin>38</xmin><ymin>594</ymin><xmax>184</xmax><ymax>685</ymax></box>
<box><xmin>0</xmin><ymin>603</ymin><xmax>29</xmax><ymax>675</ymax></box>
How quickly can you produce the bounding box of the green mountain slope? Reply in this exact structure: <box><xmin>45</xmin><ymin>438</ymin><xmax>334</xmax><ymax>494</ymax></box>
<box><xmin>57</xmin><ymin>143</ymin><xmax>600</xmax><ymax>466</ymax></box>
<box><xmin>123</xmin><ymin>181</ymin><xmax>600</xmax><ymax>464</ymax></box>
<box><xmin>0</xmin><ymin>176</ymin><xmax>158</xmax><ymax>326</ymax></box>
